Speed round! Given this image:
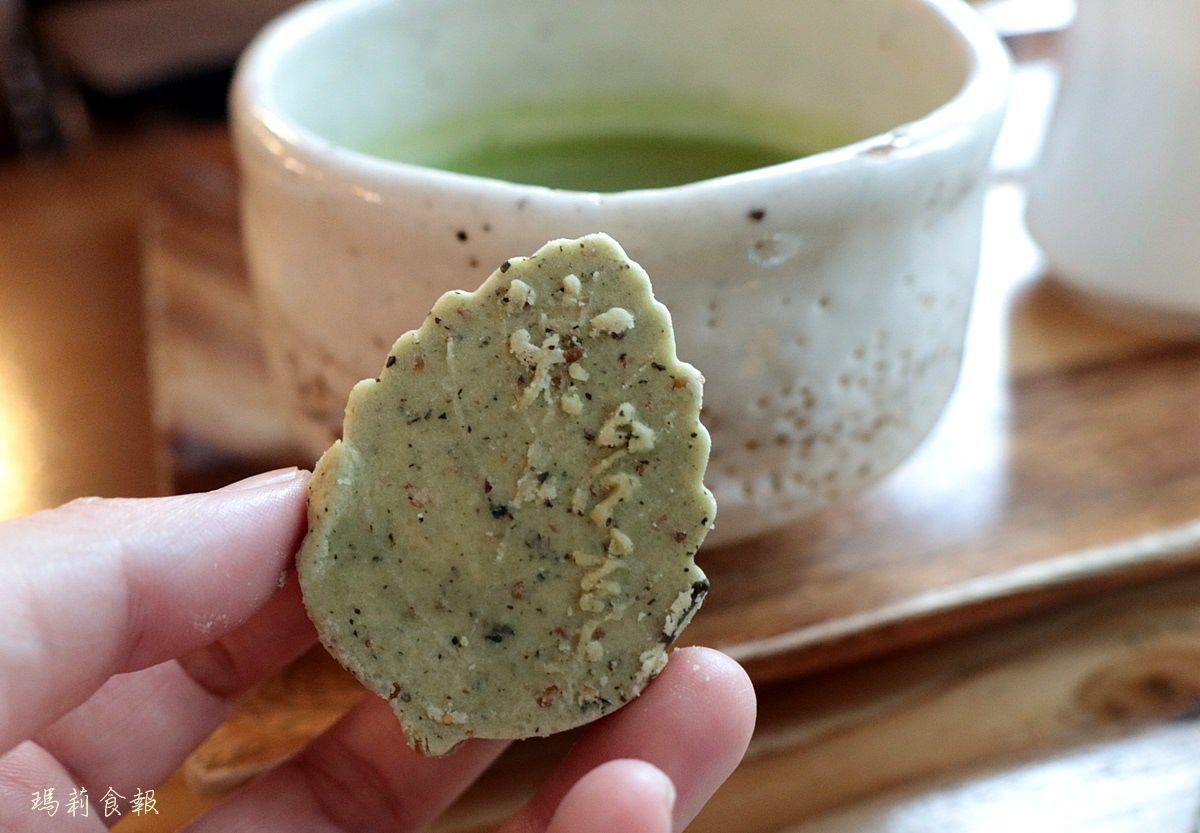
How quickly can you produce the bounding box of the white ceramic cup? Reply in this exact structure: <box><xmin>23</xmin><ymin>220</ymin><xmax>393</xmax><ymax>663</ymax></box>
<box><xmin>232</xmin><ymin>0</ymin><xmax>1008</xmax><ymax>547</ymax></box>
<box><xmin>1026</xmin><ymin>0</ymin><xmax>1200</xmax><ymax>337</ymax></box>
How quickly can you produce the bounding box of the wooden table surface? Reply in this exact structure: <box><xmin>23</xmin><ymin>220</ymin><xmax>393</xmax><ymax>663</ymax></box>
<box><xmin>5</xmin><ymin>25</ymin><xmax>1200</xmax><ymax>833</ymax></box>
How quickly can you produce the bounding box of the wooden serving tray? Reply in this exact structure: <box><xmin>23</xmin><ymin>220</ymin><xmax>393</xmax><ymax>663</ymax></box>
<box><xmin>140</xmin><ymin>130</ymin><xmax>1200</xmax><ymax>789</ymax></box>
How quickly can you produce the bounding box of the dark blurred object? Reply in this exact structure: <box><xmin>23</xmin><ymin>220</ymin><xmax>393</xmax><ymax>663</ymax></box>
<box><xmin>0</xmin><ymin>0</ymin><xmax>297</xmax><ymax>157</ymax></box>
<box><xmin>0</xmin><ymin>0</ymin><xmax>73</xmax><ymax>155</ymax></box>
<box><xmin>76</xmin><ymin>64</ymin><xmax>238</xmax><ymax>122</ymax></box>
<box><xmin>33</xmin><ymin>0</ymin><xmax>298</xmax><ymax>120</ymax></box>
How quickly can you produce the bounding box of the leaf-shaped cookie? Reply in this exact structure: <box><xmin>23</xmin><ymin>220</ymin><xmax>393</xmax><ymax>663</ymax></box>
<box><xmin>297</xmin><ymin>233</ymin><xmax>715</xmax><ymax>755</ymax></box>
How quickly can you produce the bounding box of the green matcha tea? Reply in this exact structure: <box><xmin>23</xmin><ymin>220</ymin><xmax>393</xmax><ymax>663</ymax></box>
<box><xmin>424</xmin><ymin>133</ymin><xmax>797</xmax><ymax>192</ymax></box>
<box><xmin>360</xmin><ymin>95</ymin><xmax>859</xmax><ymax>192</ymax></box>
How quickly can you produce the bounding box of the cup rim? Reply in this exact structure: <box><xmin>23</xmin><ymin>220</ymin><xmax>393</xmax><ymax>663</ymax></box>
<box><xmin>232</xmin><ymin>0</ymin><xmax>1010</xmax><ymax>203</ymax></box>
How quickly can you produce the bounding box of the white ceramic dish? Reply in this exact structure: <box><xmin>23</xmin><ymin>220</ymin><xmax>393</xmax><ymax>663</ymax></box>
<box><xmin>232</xmin><ymin>0</ymin><xmax>1009</xmax><ymax>547</ymax></box>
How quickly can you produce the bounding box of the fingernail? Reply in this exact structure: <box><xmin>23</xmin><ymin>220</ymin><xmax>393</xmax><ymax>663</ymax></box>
<box><xmin>221</xmin><ymin>467</ymin><xmax>303</xmax><ymax>492</ymax></box>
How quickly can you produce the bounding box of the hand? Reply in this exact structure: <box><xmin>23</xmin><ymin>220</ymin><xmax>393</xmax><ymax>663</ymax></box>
<box><xmin>0</xmin><ymin>469</ymin><xmax>756</xmax><ymax>832</ymax></box>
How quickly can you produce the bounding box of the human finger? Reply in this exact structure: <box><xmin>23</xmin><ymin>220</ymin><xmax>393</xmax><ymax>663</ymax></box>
<box><xmin>182</xmin><ymin>695</ymin><xmax>507</xmax><ymax>833</ymax></box>
<box><xmin>0</xmin><ymin>741</ymin><xmax>105</xmax><ymax>832</ymax></box>
<box><xmin>544</xmin><ymin>759</ymin><xmax>674</xmax><ymax>833</ymax></box>
<box><xmin>33</xmin><ymin>575</ymin><xmax>316</xmax><ymax>799</ymax></box>
<box><xmin>0</xmin><ymin>468</ymin><xmax>308</xmax><ymax>754</ymax></box>
<box><xmin>502</xmin><ymin>646</ymin><xmax>755</xmax><ymax>833</ymax></box>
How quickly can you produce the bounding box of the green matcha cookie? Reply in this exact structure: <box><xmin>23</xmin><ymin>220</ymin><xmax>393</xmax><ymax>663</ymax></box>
<box><xmin>297</xmin><ymin>233</ymin><xmax>714</xmax><ymax>755</ymax></box>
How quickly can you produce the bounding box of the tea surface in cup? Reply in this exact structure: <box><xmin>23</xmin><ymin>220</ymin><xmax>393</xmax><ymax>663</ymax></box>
<box><xmin>358</xmin><ymin>95</ymin><xmax>860</xmax><ymax>192</ymax></box>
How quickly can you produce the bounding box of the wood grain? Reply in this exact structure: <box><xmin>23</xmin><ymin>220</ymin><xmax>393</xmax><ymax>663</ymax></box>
<box><xmin>793</xmin><ymin>722</ymin><xmax>1200</xmax><ymax>833</ymax></box>
<box><xmin>695</xmin><ymin>577</ymin><xmax>1200</xmax><ymax>833</ymax></box>
<box><xmin>434</xmin><ymin>574</ymin><xmax>1200</xmax><ymax>833</ymax></box>
<box><xmin>169</xmin><ymin>572</ymin><xmax>1200</xmax><ymax>833</ymax></box>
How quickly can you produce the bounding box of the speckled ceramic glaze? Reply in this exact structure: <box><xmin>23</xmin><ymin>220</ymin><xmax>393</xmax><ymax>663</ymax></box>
<box><xmin>232</xmin><ymin>0</ymin><xmax>1008</xmax><ymax>547</ymax></box>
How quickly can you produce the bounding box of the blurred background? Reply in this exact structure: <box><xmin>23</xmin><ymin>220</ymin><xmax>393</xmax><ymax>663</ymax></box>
<box><xmin>0</xmin><ymin>0</ymin><xmax>1072</xmax><ymax>155</ymax></box>
<box><xmin>6</xmin><ymin>1</ymin><xmax>1200</xmax><ymax>832</ymax></box>
<box><xmin>0</xmin><ymin>0</ymin><xmax>296</xmax><ymax>154</ymax></box>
